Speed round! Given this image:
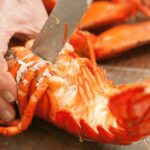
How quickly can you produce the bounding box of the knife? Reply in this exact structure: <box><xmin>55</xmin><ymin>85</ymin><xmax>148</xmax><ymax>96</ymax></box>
<box><xmin>32</xmin><ymin>0</ymin><xmax>92</xmax><ymax>62</ymax></box>
<box><xmin>103</xmin><ymin>65</ymin><xmax>150</xmax><ymax>84</ymax></box>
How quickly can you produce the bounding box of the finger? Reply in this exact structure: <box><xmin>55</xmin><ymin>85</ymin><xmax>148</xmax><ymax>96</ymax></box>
<box><xmin>0</xmin><ymin>95</ymin><xmax>15</xmax><ymax>121</ymax></box>
<box><xmin>1</xmin><ymin>91</ymin><xmax>15</xmax><ymax>102</ymax></box>
<box><xmin>0</xmin><ymin>57</ymin><xmax>17</xmax><ymax>101</ymax></box>
<box><xmin>0</xmin><ymin>71</ymin><xmax>17</xmax><ymax>102</ymax></box>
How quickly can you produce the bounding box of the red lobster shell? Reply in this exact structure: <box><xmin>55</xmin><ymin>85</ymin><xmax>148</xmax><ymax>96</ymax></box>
<box><xmin>0</xmin><ymin>40</ymin><xmax>149</xmax><ymax>145</ymax></box>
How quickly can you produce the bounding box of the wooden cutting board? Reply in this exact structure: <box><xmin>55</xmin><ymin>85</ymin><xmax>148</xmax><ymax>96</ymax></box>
<box><xmin>0</xmin><ymin>45</ymin><xmax>150</xmax><ymax>150</ymax></box>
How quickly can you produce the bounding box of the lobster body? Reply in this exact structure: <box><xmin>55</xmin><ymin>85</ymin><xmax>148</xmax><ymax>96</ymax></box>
<box><xmin>0</xmin><ymin>0</ymin><xmax>150</xmax><ymax>145</ymax></box>
<box><xmin>1</xmin><ymin>42</ymin><xmax>150</xmax><ymax>145</ymax></box>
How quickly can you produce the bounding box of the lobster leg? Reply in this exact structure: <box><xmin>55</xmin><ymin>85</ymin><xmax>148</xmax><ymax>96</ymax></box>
<box><xmin>2</xmin><ymin>47</ymin><xmax>50</xmax><ymax>135</ymax></box>
<box><xmin>76</xmin><ymin>34</ymin><xmax>113</xmax><ymax>88</ymax></box>
<box><xmin>17</xmin><ymin>69</ymin><xmax>35</xmax><ymax>116</ymax></box>
<box><xmin>8</xmin><ymin>47</ymin><xmax>39</xmax><ymax>116</ymax></box>
<box><xmin>0</xmin><ymin>77</ymin><xmax>48</xmax><ymax>136</ymax></box>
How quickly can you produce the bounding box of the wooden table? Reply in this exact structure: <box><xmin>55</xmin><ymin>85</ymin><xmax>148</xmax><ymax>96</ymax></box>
<box><xmin>0</xmin><ymin>45</ymin><xmax>150</xmax><ymax>150</ymax></box>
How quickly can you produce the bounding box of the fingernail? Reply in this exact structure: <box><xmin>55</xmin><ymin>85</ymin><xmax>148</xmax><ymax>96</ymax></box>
<box><xmin>1</xmin><ymin>91</ymin><xmax>15</xmax><ymax>102</ymax></box>
<box><xmin>0</xmin><ymin>110</ymin><xmax>12</xmax><ymax>122</ymax></box>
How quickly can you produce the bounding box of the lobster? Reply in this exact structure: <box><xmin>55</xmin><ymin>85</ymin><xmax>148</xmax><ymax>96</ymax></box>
<box><xmin>70</xmin><ymin>0</ymin><xmax>150</xmax><ymax>60</ymax></box>
<box><xmin>43</xmin><ymin>0</ymin><xmax>150</xmax><ymax>60</ymax></box>
<box><xmin>1</xmin><ymin>40</ymin><xmax>150</xmax><ymax>145</ymax></box>
<box><xmin>70</xmin><ymin>21</ymin><xmax>150</xmax><ymax>59</ymax></box>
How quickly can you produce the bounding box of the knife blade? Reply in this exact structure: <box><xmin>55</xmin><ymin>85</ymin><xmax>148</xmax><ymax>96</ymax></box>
<box><xmin>103</xmin><ymin>65</ymin><xmax>150</xmax><ymax>84</ymax></box>
<box><xmin>32</xmin><ymin>0</ymin><xmax>150</xmax><ymax>84</ymax></box>
<box><xmin>32</xmin><ymin>0</ymin><xmax>92</xmax><ymax>62</ymax></box>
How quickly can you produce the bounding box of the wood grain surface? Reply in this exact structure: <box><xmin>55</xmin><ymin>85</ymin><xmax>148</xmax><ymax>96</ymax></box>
<box><xmin>0</xmin><ymin>45</ymin><xmax>150</xmax><ymax>150</ymax></box>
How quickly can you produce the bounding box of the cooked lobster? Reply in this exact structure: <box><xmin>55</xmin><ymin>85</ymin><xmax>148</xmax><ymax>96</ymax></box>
<box><xmin>70</xmin><ymin>0</ymin><xmax>150</xmax><ymax>60</ymax></box>
<box><xmin>70</xmin><ymin>21</ymin><xmax>150</xmax><ymax>59</ymax></box>
<box><xmin>0</xmin><ymin>40</ymin><xmax>150</xmax><ymax>145</ymax></box>
<box><xmin>44</xmin><ymin>0</ymin><xmax>150</xmax><ymax>60</ymax></box>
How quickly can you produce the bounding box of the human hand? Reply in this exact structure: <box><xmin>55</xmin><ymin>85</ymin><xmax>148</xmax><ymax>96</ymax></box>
<box><xmin>0</xmin><ymin>0</ymin><xmax>48</xmax><ymax>55</ymax></box>
<box><xmin>0</xmin><ymin>0</ymin><xmax>48</xmax><ymax>121</ymax></box>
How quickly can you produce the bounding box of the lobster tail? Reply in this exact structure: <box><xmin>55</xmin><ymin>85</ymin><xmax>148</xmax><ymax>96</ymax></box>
<box><xmin>109</xmin><ymin>85</ymin><xmax>150</xmax><ymax>140</ymax></box>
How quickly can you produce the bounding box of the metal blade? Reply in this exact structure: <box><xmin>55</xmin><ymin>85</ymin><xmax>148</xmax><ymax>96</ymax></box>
<box><xmin>103</xmin><ymin>65</ymin><xmax>150</xmax><ymax>84</ymax></box>
<box><xmin>32</xmin><ymin>0</ymin><xmax>92</xmax><ymax>62</ymax></box>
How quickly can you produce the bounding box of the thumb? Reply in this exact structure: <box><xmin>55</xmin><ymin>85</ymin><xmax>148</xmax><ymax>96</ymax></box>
<box><xmin>0</xmin><ymin>30</ymin><xmax>14</xmax><ymax>55</ymax></box>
